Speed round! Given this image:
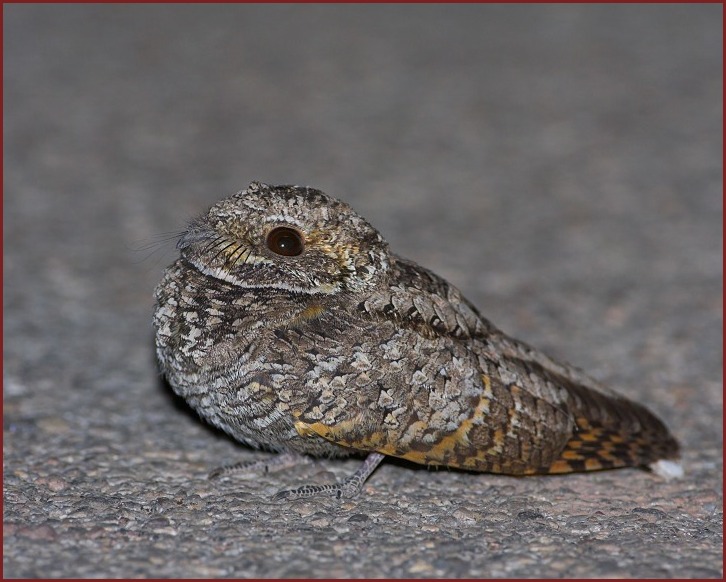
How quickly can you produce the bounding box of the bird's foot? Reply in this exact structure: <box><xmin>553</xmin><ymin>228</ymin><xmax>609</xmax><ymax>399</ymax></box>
<box><xmin>272</xmin><ymin>452</ymin><xmax>385</xmax><ymax>500</ymax></box>
<box><xmin>208</xmin><ymin>452</ymin><xmax>310</xmax><ymax>480</ymax></box>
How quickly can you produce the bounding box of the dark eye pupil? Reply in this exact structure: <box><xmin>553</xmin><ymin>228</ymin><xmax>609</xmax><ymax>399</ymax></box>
<box><xmin>266</xmin><ymin>227</ymin><xmax>304</xmax><ymax>257</ymax></box>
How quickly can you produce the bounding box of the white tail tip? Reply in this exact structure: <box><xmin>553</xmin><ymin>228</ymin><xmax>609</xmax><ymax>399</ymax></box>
<box><xmin>650</xmin><ymin>459</ymin><xmax>684</xmax><ymax>480</ymax></box>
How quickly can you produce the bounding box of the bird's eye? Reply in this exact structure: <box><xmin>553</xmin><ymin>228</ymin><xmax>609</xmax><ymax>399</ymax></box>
<box><xmin>266</xmin><ymin>226</ymin><xmax>304</xmax><ymax>257</ymax></box>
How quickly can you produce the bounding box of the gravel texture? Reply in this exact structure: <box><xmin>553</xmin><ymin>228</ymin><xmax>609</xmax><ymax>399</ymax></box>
<box><xmin>4</xmin><ymin>4</ymin><xmax>722</xmax><ymax>578</ymax></box>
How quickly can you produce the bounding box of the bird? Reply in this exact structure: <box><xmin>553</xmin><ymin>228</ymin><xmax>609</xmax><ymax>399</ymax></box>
<box><xmin>153</xmin><ymin>181</ymin><xmax>681</xmax><ymax>500</ymax></box>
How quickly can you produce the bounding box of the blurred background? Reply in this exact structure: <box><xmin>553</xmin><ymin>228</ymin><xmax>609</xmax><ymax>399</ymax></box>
<box><xmin>4</xmin><ymin>4</ymin><xmax>722</xmax><ymax>578</ymax></box>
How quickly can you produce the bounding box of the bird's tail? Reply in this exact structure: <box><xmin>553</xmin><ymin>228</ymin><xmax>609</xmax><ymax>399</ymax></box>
<box><xmin>540</xmin><ymin>379</ymin><xmax>681</xmax><ymax>475</ymax></box>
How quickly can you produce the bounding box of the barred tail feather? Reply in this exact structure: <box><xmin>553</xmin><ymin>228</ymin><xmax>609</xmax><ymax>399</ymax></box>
<box><xmin>545</xmin><ymin>414</ymin><xmax>681</xmax><ymax>474</ymax></box>
<box><xmin>542</xmin><ymin>379</ymin><xmax>680</xmax><ymax>475</ymax></box>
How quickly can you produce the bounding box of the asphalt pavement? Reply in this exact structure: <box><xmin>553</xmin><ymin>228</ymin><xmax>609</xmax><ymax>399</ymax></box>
<box><xmin>4</xmin><ymin>4</ymin><xmax>722</xmax><ymax>578</ymax></box>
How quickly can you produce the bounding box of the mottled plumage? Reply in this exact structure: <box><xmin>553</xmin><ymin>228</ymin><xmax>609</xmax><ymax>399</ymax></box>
<box><xmin>153</xmin><ymin>181</ymin><xmax>681</xmax><ymax>499</ymax></box>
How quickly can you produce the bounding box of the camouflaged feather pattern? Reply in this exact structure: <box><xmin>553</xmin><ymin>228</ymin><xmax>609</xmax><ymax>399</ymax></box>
<box><xmin>153</xmin><ymin>182</ymin><xmax>681</xmax><ymax>497</ymax></box>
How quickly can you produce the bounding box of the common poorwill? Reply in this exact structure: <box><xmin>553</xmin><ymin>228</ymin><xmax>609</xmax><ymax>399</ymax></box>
<box><xmin>153</xmin><ymin>181</ymin><xmax>681</xmax><ymax>499</ymax></box>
